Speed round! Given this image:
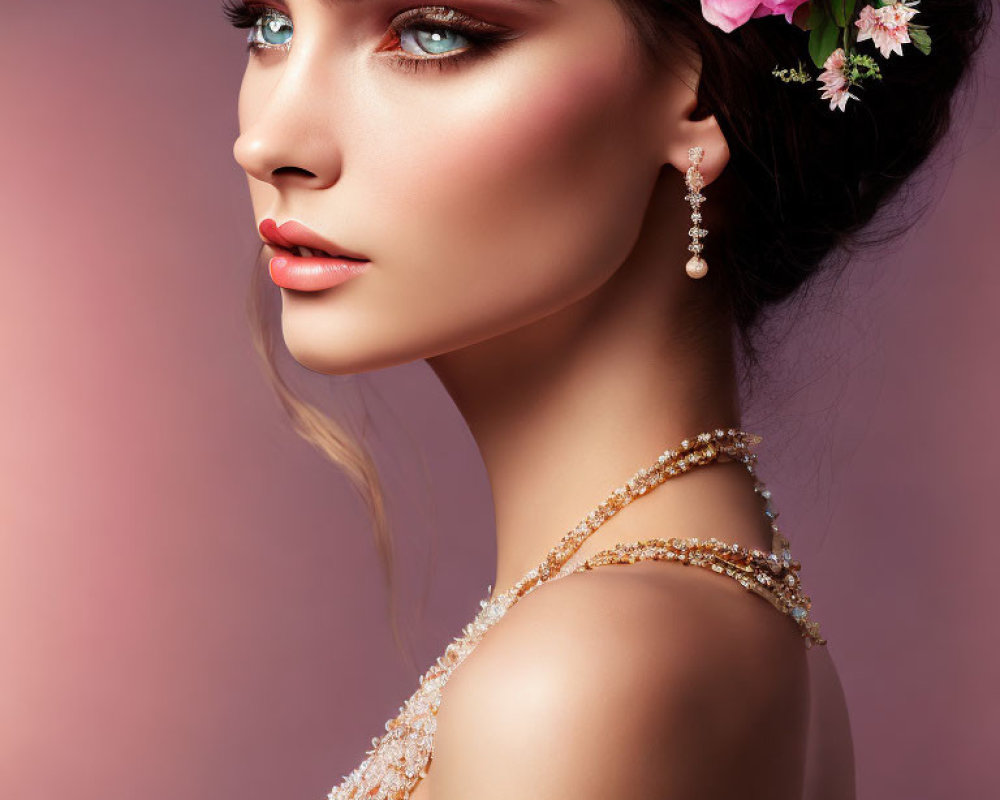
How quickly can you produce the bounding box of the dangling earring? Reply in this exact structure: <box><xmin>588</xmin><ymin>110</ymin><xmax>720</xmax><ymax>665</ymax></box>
<box><xmin>684</xmin><ymin>146</ymin><xmax>709</xmax><ymax>279</ymax></box>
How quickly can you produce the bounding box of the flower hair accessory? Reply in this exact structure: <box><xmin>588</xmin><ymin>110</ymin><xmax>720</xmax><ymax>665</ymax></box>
<box><xmin>700</xmin><ymin>0</ymin><xmax>933</xmax><ymax>111</ymax></box>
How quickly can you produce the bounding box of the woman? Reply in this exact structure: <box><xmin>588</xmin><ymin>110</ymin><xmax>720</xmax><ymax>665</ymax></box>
<box><xmin>223</xmin><ymin>0</ymin><xmax>990</xmax><ymax>797</ymax></box>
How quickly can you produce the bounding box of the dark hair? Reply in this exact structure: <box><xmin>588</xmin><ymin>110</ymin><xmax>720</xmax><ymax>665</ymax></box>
<box><xmin>616</xmin><ymin>0</ymin><xmax>992</xmax><ymax>376</ymax></box>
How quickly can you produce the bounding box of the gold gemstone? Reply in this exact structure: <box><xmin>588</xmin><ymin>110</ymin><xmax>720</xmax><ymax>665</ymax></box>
<box><xmin>685</xmin><ymin>167</ymin><xmax>705</xmax><ymax>191</ymax></box>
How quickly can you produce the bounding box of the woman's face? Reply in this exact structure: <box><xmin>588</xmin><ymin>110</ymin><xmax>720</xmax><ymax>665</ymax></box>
<box><xmin>232</xmin><ymin>0</ymin><xmax>693</xmax><ymax>374</ymax></box>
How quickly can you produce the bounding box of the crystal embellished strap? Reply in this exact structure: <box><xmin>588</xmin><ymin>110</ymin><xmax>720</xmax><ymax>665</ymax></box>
<box><xmin>500</xmin><ymin>429</ymin><xmax>764</xmax><ymax>602</ymax></box>
<box><xmin>572</xmin><ymin>537</ymin><xmax>826</xmax><ymax>646</ymax></box>
<box><xmin>548</xmin><ymin>427</ymin><xmax>824</xmax><ymax>647</ymax></box>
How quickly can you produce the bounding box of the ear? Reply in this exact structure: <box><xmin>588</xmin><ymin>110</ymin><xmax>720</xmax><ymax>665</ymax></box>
<box><xmin>655</xmin><ymin>45</ymin><xmax>730</xmax><ymax>188</ymax></box>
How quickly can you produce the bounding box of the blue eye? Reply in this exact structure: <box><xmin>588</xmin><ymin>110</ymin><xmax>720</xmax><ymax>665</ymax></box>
<box><xmin>399</xmin><ymin>27</ymin><xmax>470</xmax><ymax>57</ymax></box>
<box><xmin>251</xmin><ymin>10</ymin><xmax>292</xmax><ymax>49</ymax></box>
<box><xmin>222</xmin><ymin>1</ymin><xmax>519</xmax><ymax>72</ymax></box>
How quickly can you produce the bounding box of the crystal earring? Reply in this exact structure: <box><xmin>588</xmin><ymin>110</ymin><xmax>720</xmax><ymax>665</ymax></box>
<box><xmin>684</xmin><ymin>146</ymin><xmax>709</xmax><ymax>279</ymax></box>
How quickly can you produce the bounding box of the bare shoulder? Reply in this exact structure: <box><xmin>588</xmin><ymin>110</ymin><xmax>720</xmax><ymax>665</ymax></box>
<box><xmin>430</xmin><ymin>561</ymin><xmax>810</xmax><ymax>800</ymax></box>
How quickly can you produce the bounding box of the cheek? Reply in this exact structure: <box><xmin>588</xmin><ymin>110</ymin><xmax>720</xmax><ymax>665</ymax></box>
<box><xmin>366</xmin><ymin>46</ymin><xmax>657</xmax><ymax>309</ymax></box>
<box><xmin>449</xmin><ymin>61</ymin><xmax>646</xmax><ymax>230</ymax></box>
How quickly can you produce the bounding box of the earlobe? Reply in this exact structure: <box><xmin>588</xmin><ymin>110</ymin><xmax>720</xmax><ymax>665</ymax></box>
<box><xmin>664</xmin><ymin>117</ymin><xmax>730</xmax><ymax>188</ymax></box>
<box><xmin>655</xmin><ymin>50</ymin><xmax>731</xmax><ymax>187</ymax></box>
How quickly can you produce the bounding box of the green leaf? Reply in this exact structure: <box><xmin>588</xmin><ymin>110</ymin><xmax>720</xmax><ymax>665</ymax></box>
<box><xmin>808</xmin><ymin>15</ymin><xmax>841</xmax><ymax>69</ymax></box>
<box><xmin>806</xmin><ymin>2</ymin><xmax>827</xmax><ymax>30</ymax></box>
<box><xmin>909</xmin><ymin>27</ymin><xmax>932</xmax><ymax>56</ymax></box>
<box><xmin>831</xmin><ymin>0</ymin><xmax>857</xmax><ymax>27</ymax></box>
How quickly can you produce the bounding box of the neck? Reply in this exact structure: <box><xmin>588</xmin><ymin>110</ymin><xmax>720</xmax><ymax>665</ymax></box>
<box><xmin>426</xmin><ymin>212</ymin><xmax>772</xmax><ymax>598</ymax></box>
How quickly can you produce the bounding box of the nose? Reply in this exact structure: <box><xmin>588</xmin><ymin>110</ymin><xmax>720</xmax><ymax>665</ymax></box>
<box><xmin>233</xmin><ymin>59</ymin><xmax>343</xmax><ymax>191</ymax></box>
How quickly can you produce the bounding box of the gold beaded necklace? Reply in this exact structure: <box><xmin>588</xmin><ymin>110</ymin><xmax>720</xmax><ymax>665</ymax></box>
<box><xmin>327</xmin><ymin>428</ymin><xmax>825</xmax><ymax>800</ymax></box>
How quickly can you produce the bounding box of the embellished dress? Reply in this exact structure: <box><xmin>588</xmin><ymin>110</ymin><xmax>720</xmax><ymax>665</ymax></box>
<box><xmin>325</xmin><ymin>430</ymin><xmax>826</xmax><ymax>800</ymax></box>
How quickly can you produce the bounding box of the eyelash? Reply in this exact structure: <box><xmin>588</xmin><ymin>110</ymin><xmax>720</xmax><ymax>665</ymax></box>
<box><xmin>220</xmin><ymin>1</ymin><xmax>515</xmax><ymax>73</ymax></box>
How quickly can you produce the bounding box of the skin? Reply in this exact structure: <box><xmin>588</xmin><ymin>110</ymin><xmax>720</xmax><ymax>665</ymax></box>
<box><xmin>232</xmin><ymin>0</ymin><xmax>825</xmax><ymax>796</ymax></box>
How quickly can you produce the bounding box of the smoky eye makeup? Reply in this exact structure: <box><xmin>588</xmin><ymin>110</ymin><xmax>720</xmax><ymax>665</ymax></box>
<box><xmin>377</xmin><ymin>6</ymin><xmax>522</xmax><ymax>73</ymax></box>
<box><xmin>221</xmin><ymin>1</ymin><xmax>522</xmax><ymax>72</ymax></box>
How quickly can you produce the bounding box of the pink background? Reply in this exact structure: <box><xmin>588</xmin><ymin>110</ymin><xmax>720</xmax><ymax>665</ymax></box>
<box><xmin>2</xmin><ymin>2</ymin><xmax>997</xmax><ymax>798</ymax></box>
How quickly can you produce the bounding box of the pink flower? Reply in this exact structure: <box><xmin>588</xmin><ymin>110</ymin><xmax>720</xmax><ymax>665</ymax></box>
<box><xmin>816</xmin><ymin>47</ymin><xmax>859</xmax><ymax>112</ymax></box>
<box><xmin>855</xmin><ymin>1</ymin><xmax>920</xmax><ymax>58</ymax></box>
<box><xmin>701</xmin><ymin>0</ymin><xmax>811</xmax><ymax>34</ymax></box>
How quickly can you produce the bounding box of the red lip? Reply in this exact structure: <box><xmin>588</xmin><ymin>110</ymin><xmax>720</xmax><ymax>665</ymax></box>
<box><xmin>267</xmin><ymin>252</ymin><xmax>369</xmax><ymax>292</ymax></box>
<box><xmin>257</xmin><ymin>219</ymin><xmax>371</xmax><ymax>292</ymax></box>
<box><xmin>258</xmin><ymin>218</ymin><xmax>370</xmax><ymax>261</ymax></box>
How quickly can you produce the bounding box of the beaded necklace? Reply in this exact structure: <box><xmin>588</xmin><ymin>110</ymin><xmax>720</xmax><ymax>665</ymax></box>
<box><xmin>327</xmin><ymin>428</ymin><xmax>825</xmax><ymax>800</ymax></box>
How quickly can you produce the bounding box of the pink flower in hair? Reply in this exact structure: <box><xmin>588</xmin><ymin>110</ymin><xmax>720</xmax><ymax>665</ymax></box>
<box><xmin>855</xmin><ymin>1</ymin><xmax>920</xmax><ymax>58</ymax></box>
<box><xmin>816</xmin><ymin>47</ymin><xmax>859</xmax><ymax>112</ymax></box>
<box><xmin>701</xmin><ymin>0</ymin><xmax>811</xmax><ymax>34</ymax></box>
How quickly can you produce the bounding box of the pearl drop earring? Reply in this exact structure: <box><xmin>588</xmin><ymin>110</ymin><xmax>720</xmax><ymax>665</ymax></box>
<box><xmin>684</xmin><ymin>146</ymin><xmax>709</xmax><ymax>279</ymax></box>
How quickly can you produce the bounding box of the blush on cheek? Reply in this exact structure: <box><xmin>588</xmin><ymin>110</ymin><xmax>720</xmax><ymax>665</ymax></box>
<box><xmin>461</xmin><ymin>59</ymin><xmax>636</xmax><ymax>192</ymax></box>
<box><xmin>424</xmin><ymin>29</ymin><xmax>647</xmax><ymax>228</ymax></box>
<box><xmin>406</xmin><ymin>46</ymin><xmax>651</xmax><ymax>284</ymax></box>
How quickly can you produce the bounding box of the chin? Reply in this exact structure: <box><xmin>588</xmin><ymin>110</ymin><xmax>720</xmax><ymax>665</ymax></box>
<box><xmin>278</xmin><ymin>313</ymin><xmax>420</xmax><ymax>377</ymax></box>
<box><xmin>278</xmin><ymin>318</ymin><xmax>364</xmax><ymax>376</ymax></box>
<box><xmin>283</xmin><ymin>336</ymin><xmax>393</xmax><ymax>377</ymax></box>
